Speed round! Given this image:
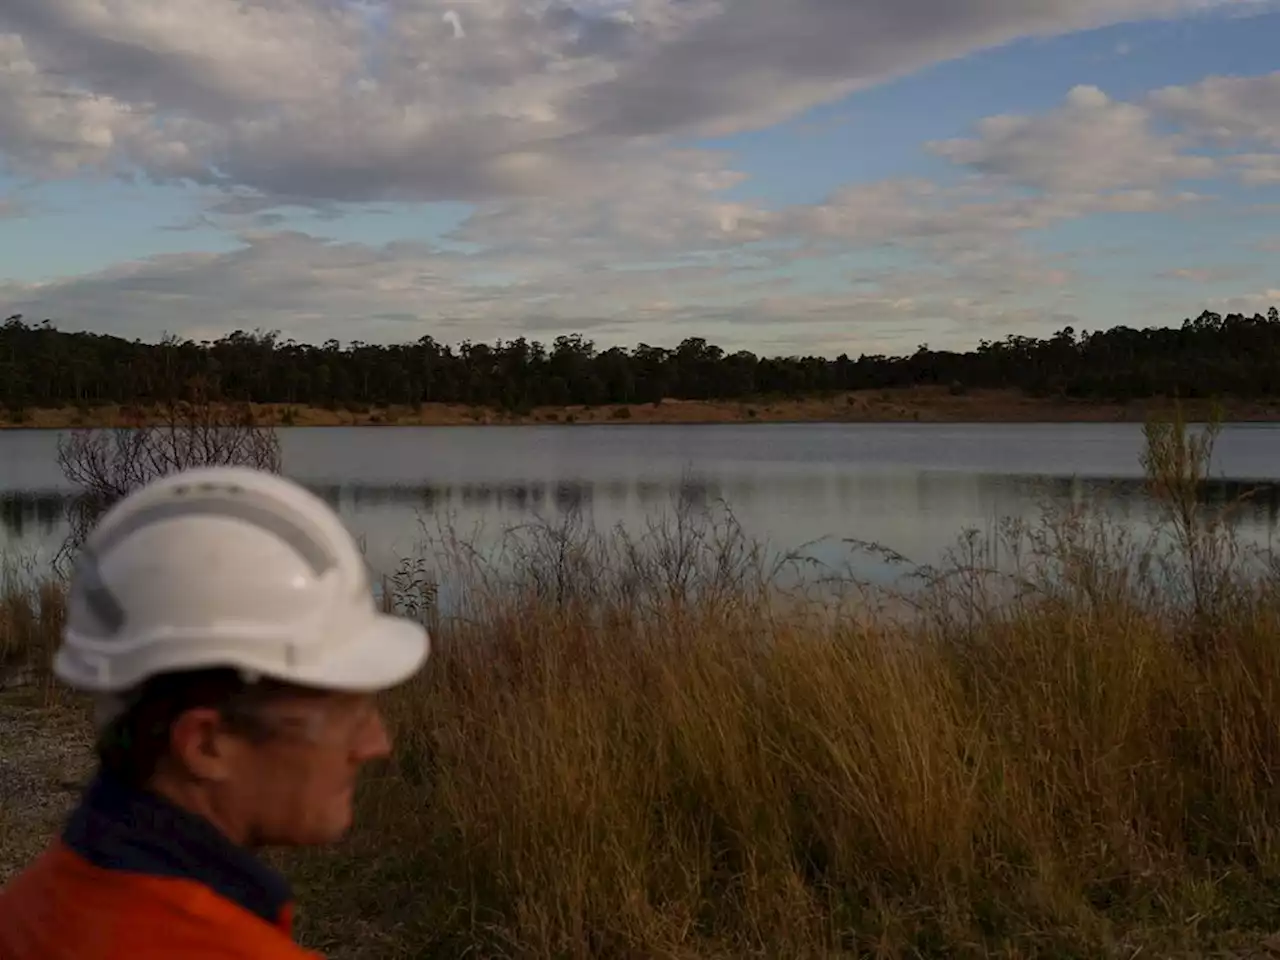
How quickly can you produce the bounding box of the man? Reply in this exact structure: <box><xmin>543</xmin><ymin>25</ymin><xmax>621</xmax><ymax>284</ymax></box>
<box><xmin>0</xmin><ymin>466</ymin><xmax>430</xmax><ymax>959</ymax></box>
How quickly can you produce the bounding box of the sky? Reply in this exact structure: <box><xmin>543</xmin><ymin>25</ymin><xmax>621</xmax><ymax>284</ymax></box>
<box><xmin>1</xmin><ymin>0</ymin><xmax>1279</xmax><ymax>357</ymax></box>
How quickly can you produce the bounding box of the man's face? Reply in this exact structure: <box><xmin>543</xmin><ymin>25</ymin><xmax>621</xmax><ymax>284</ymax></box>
<box><xmin>223</xmin><ymin>691</ymin><xmax>394</xmax><ymax>847</ymax></box>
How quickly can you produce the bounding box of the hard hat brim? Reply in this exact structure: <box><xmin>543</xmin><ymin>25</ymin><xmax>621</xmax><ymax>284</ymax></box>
<box><xmin>54</xmin><ymin>613</ymin><xmax>431</xmax><ymax>695</ymax></box>
<box><xmin>278</xmin><ymin>614</ymin><xmax>431</xmax><ymax>694</ymax></box>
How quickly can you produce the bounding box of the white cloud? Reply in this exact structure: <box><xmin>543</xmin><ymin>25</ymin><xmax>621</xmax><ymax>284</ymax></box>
<box><xmin>0</xmin><ymin>66</ymin><xmax>1244</xmax><ymax>354</ymax></box>
<box><xmin>777</xmin><ymin>174</ymin><xmax>1204</xmax><ymax>261</ymax></box>
<box><xmin>1146</xmin><ymin>70</ymin><xmax>1280</xmax><ymax>187</ymax></box>
<box><xmin>1232</xmin><ymin>153</ymin><xmax>1280</xmax><ymax>184</ymax></box>
<box><xmin>0</xmin><ymin>229</ymin><xmax>752</xmax><ymax>344</ymax></box>
<box><xmin>0</xmin><ymin>32</ymin><xmax>196</xmax><ymax>178</ymax></box>
<box><xmin>928</xmin><ymin>84</ymin><xmax>1215</xmax><ymax>194</ymax></box>
<box><xmin>0</xmin><ymin>0</ymin><xmax>1256</xmax><ymax>203</ymax></box>
<box><xmin>567</xmin><ymin>0</ymin><xmax>1244</xmax><ymax>139</ymax></box>
<box><xmin>0</xmin><ymin>223</ymin><xmax>1089</xmax><ymax>353</ymax></box>
<box><xmin>1149</xmin><ymin>70</ymin><xmax>1280</xmax><ymax>146</ymax></box>
<box><xmin>450</xmin><ymin>149</ymin><xmax>776</xmax><ymax>256</ymax></box>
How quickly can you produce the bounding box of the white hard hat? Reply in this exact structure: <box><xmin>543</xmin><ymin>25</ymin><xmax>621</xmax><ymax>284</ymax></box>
<box><xmin>54</xmin><ymin>466</ymin><xmax>429</xmax><ymax>695</ymax></box>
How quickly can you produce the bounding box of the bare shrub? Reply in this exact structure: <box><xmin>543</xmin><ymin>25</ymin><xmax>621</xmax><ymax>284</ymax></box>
<box><xmin>1139</xmin><ymin>401</ymin><xmax>1248</xmax><ymax>643</ymax></box>
<box><xmin>54</xmin><ymin>373</ymin><xmax>280</xmax><ymax>570</ymax></box>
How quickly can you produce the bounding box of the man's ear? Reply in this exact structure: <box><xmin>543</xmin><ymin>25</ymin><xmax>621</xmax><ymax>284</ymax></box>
<box><xmin>167</xmin><ymin>707</ymin><xmax>239</xmax><ymax>782</ymax></box>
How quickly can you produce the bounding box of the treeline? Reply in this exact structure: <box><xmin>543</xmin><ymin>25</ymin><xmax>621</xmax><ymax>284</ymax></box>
<box><xmin>3</xmin><ymin>307</ymin><xmax>1279</xmax><ymax>414</ymax></box>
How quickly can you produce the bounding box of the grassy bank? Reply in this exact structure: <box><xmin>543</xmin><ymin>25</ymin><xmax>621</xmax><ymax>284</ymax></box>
<box><xmin>6</xmin><ymin>420</ymin><xmax>1280</xmax><ymax>957</ymax></box>
<box><xmin>8</xmin><ymin>388</ymin><xmax>1280</xmax><ymax>429</ymax></box>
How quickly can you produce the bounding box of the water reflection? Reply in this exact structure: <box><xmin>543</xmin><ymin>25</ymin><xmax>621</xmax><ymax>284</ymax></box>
<box><xmin>4</xmin><ymin>473</ymin><xmax>1280</xmax><ymax>582</ymax></box>
<box><xmin>0</xmin><ymin>491</ymin><xmax>68</xmax><ymax>542</ymax></box>
<box><xmin>6</xmin><ymin>422</ymin><xmax>1280</xmax><ymax>580</ymax></box>
<box><xmin>296</xmin><ymin>474</ymin><xmax>1280</xmax><ymax>521</ymax></box>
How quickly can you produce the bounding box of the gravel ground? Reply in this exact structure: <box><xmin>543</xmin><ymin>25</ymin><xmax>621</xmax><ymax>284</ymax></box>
<box><xmin>0</xmin><ymin>687</ymin><xmax>95</xmax><ymax>884</ymax></box>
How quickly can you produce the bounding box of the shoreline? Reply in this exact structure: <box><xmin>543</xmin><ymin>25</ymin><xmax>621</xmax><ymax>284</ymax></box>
<box><xmin>5</xmin><ymin>388</ymin><xmax>1280</xmax><ymax>429</ymax></box>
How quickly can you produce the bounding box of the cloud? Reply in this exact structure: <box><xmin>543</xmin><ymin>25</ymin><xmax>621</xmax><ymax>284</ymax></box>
<box><xmin>1145</xmin><ymin>71</ymin><xmax>1280</xmax><ymax>185</ymax></box>
<box><xmin>0</xmin><ymin>229</ymin><xmax>753</xmax><ymax>344</ymax></box>
<box><xmin>0</xmin><ymin>70</ymin><xmax>1236</xmax><ymax>354</ymax></box>
<box><xmin>450</xmin><ymin>149</ymin><xmax>776</xmax><ymax>256</ymax></box>
<box><xmin>1208</xmin><ymin>288</ymin><xmax>1280</xmax><ymax>314</ymax></box>
<box><xmin>0</xmin><ymin>0</ymin><xmax>1254</xmax><ymax>204</ymax></box>
<box><xmin>1149</xmin><ymin>70</ymin><xmax>1280</xmax><ymax>146</ymax></box>
<box><xmin>430</xmin><ymin>85</ymin><xmax>1215</xmax><ymax>267</ymax></box>
<box><xmin>1232</xmin><ymin>153</ymin><xmax>1280</xmax><ymax>184</ymax></box>
<box><xmin>568</xmin><ymin>0</ymin><xmax>1236</xmax><ymax>139</ymax></box>
<box><xmin>0</xmin><ymin>222</ymin><xmax>1090</xmax><ymax>353</ymax></box>
<box><xmin>3</xmin><ymin>2</ymin><xmax>1276</xmax><ymax>354</ymax></box>
<box><xmin>928</xmin><ymin>84</ymin><xmax>1215</xmax><ymax>194</ymax></box>
<box><xmin>778</xmin><ymin>174</ymin><xmax>1203</xmax><ymax>261</ymax></box>
<box><xmin>1157</xmin><ymin>266</ymin><xmax>1247</xmax><ymax>282</ymax></box>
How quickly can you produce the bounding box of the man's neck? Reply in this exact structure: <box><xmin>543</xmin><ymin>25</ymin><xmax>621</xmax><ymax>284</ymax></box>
<box><xmin>63</xmin><ymin>771</ymin><xmax>294</xmax><ymax>928</ymax></box>
<box><xmin>147</xmin><ymin>770</ymin><xmax>255</xmax><ymax>847</ymax></box>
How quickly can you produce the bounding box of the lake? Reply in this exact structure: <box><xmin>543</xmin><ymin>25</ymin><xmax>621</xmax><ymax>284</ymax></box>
<box><xmin>3</xmin><ymin>423</ymin><xmax>1280</xmax><ymax>587</ymax></box>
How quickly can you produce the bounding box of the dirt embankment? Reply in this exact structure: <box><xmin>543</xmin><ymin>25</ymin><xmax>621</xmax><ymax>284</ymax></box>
<box><xmin>6</xmin><ymin>388</ymin><xmax>1280</xmax><ymax>429</ymax></box>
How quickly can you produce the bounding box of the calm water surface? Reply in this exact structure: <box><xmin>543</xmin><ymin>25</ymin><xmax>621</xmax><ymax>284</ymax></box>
<box><xmin>3</xmin><ymin>423</ymin><xmax>1280</xmax><ymax>584</ymax></box>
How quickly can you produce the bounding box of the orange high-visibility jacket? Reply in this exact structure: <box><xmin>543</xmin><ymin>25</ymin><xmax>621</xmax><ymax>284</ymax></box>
<box><xmin>0</xmin><ymin>772</ymin><xmax>321</xmax><ymax>959</ymax></box>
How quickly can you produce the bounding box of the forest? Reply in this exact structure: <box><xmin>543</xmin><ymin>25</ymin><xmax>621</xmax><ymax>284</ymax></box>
<box><xmin>2</xmin><ymin>306</ymin><xmax>1279</xmax><ymax>414</ymax></box>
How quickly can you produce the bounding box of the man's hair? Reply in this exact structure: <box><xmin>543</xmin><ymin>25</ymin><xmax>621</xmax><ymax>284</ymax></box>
<box><xmin>96</xmin><ymin>669</ymin><xmax>295</xmax><ymax>788</ymax></box>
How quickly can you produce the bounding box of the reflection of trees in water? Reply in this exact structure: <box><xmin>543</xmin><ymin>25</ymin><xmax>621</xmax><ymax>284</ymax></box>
<box><xmin>306</xmin><ymin>475</ymin><xmax>1280</xmax><ymax>535</ymax></box>
<box><xmin>0</xmin><ymin>491</ymin><xmax>70</xmax><ymax>541</ymax></box>
<box><xmin>3</xmin><ymin>473</ymin><xmax>1279</xmax><ymax>543</ymax></box>
<box><xmin>303</xmin><ymin>477</ymin><xmax>725</xmax><ymax>515</ymax></box>
<box><xmin>1010</xmin><ymin>475</ymin><xmax>1280</xmax><ymax>531</ymax></box>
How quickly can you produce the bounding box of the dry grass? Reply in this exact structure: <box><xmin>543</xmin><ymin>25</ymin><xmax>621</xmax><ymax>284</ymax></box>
<box><xmin>291</xmin><ymin>574</ymin><xmax>1280</xmax><ymax>956</ymax></box>
<box><xmin>280</xmin><ymin>415</ymin><xmax>1280</xmax><ymax>958</ymax></box>
<box><xmin>0</xmin><ymin>558</ymin><xmax>66</xmax><ymax>703</ymax></box>
<box><xmin>7</xmin><ymin>412</ymin><xmax>1280</xmax><ymax>957</ymax></box>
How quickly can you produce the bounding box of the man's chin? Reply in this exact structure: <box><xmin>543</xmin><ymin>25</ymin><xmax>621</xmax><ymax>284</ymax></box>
<box><xmin>266</xmin><ymin>809</ymin><xmax>354</xmax><ymax>847</ymax></box>
<box><xmin>273</xmin><ymin>826</ymin><xmax>351</xmax><ymax>847</ymax></box>
<box><xmin>322</xmin><ymin>797</ymin><xmax>357</xmax><ymax>842</ymax></box>
<box><xmin>312</xmin><ymin>811</ymin><xmax>355</xmax><ymax>846</ymax></box>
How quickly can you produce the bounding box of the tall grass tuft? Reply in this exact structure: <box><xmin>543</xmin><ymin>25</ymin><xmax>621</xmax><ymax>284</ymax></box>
<box><xmin>0</xmin><ymin>556</ymin><xmax>65</xmax><ymax>703</ymax></box>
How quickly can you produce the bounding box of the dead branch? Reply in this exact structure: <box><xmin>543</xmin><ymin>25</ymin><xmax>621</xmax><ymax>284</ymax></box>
<box><xmin>54</xmin><ymin>374</ymin><xmax>281</xmax><ymax>571</ymax></box>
